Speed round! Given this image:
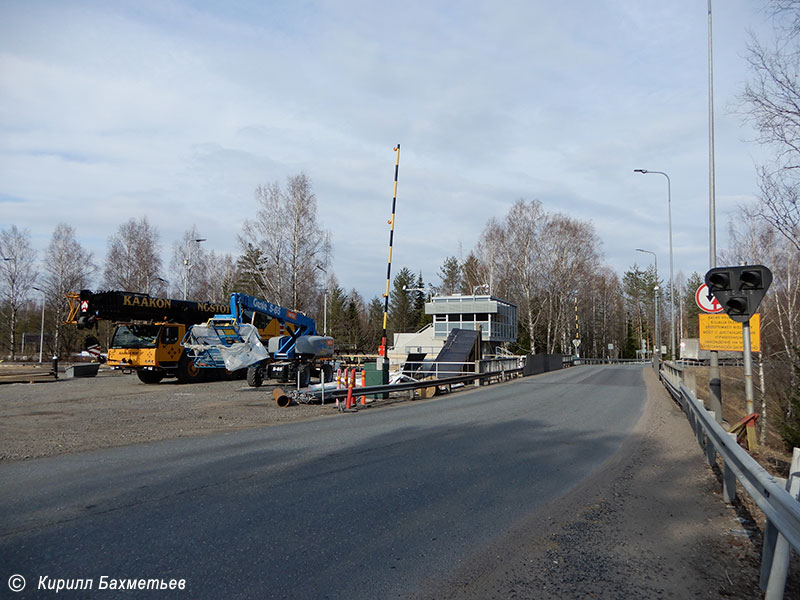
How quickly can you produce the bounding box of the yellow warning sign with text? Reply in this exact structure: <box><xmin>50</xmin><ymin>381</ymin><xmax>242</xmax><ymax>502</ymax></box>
<box><xmin>699</xmin><ymin>313</ymin><xmax>761</xmax><ymax>352</ymax></box>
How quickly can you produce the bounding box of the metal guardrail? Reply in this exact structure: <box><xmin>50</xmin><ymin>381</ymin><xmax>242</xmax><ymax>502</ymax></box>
<box><xmin>660</xmin><ymin>362</ymin><xmax>800</xmax><ymax>598</ymax></box>
<box><xmin>315</xmin><ymin>368</ymin><xmax>524</xmax><ymax>401</ymax></box>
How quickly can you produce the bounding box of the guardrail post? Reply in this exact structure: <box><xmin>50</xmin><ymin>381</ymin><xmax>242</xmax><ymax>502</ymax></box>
<box><xmin>762</xmin><ymin>448</ymin><xmax>800</xmax><ymax>598</ymax></box>
<box><xmin>704</xmin><ymin>432</ymin><xmax>716</xmax><ymax>466</ymax></box>
<box><xmin>683</xmin><ymin>369</ymin><xmax>696</xmax><ymax>396</ymax></box>
<box><xmin>722</xmin><ymin>452</ymin><xmax>738</xmax><ymax>504</ymax></box>
<box><xmin>695</xmin><ymin>413</ymin><xmax>705</xmax><ymax>447</ymax></box>
<box><xmin>761</xmin><ymin>519</ymin><xmax>780</xmax><ymax>593</ymax></box>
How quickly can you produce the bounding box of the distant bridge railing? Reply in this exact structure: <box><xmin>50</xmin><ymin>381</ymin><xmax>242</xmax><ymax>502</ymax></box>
<box><xmin>660</xmin><ymin>361</ymin><xmax>800</xmax><ymax>598</ymax></box>
<box><xmin>577</xmin><ymin>357</ymin><xmax>649</xmax><ymax>365</ymax></box>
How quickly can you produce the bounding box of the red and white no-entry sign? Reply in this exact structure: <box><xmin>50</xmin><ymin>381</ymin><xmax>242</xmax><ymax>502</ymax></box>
<box><xmin>696</xmin><ymin>283</ymin><xmax>723</xmax><ymax>314</ymax></box>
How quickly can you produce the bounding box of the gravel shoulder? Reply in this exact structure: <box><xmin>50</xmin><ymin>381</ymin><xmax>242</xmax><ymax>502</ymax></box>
<box><xmin>413</xmin><ymin>367</ymin><xmax>797</xmax><ymax>599</ymax></box>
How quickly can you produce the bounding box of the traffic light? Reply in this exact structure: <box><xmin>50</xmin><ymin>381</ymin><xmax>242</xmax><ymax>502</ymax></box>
<box><xmin>704</xmin><ymin>265</ymin><xmax>773</xmax><ymax>323</ymax></box>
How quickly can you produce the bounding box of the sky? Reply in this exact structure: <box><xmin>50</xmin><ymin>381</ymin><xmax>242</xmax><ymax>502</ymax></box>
<box><xmin>0</xmin><ymin>0</ymin><xmax>785</xmax><ymax>302</ymax></box>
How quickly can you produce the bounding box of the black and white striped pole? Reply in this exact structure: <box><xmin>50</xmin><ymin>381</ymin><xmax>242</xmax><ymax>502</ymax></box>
<box><xmin>379</xmin><ymin>144</ymin><xmax>400</xmax><ymax>358</ymax></box>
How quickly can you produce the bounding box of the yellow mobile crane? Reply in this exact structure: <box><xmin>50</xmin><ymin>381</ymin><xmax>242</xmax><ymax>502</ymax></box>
<box><xmin>65</xmin><ymin>290</ymin><xmax>233</xmax><ymax>383</ymax></box>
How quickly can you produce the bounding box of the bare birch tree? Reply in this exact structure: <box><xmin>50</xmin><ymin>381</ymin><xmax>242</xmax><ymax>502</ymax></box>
<box><xmin>205</xmin><ymin>251</ymin><xmax>239</xmax><ymax>303</ymax></box>
<box><xmin>240</xmin><ymin>173</ymin><xmax>331</xmax><ymax>310</ymax></box>
<box><xmin>537</xmin><ymin>215</ymin><xmax>602</xmax><ymax>353</ymax></box>
<box><xmin>464</xmin><ymin>200</ymin><xmax>604</xmax><ymax>354</ymax></box>
<box><xmin>41</xmin><ymin>224</ymin><xmax>96</xmax><ymax>357</ymax></box>
<box><xmin>583</xmin><ymin>267</ymin><xmax>624</xmax><ymax>359</ymax></box>
<box><xmin>740</xmin><ymin>0</ymin><xmax>800</xmax><ymax>250</ymax></box>
<box><xmin>495</xmin><ymin>199</ymin><xmax>546</xmax><ymax>352</ymax></box>
<box><xmin>103</xmin><ymin>217</ymin><xmax>163</xmax><ymax>294</ymax></box>
<box><xmin>727</xmin><ymin>208</ymin><xmax>800</xmax><ymax>442</ymax></box>
<box><xmin>169</xmin><ymin>225</ymin><xmax>209</xmax><ymax>300</ymax></box>
<box><xmin>460</xmin><ymin>252</ymin><xmax>486</xmax><ymax>296</ymax></box>
<box><xmin>0</xmin><ymin>225</ymin><xmax>38</xmax><ymax>359</ymax></box>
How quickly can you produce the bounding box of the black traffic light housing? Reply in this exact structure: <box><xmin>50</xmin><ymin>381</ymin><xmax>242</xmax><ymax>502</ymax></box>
<box><xmin>704</xmin><ymin>265</ymin><xmax>773</xmax><ymax>323</ymax></box>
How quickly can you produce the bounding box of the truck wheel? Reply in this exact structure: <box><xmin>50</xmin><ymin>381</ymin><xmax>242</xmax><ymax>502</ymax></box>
<box><xmin>298</xmin><ymin>364</ymin><xmax>311</xmax><ymax>388</ymax></box>
<box><xmin>322</xmin><ymin>363</ymin><xmax>334</xmax><ymax>383</ymax></box>
<box><xmin>176</xmin><ymin>353</ymin><xmax>204</xmax><ymax>384</ymax></box>
<box><xmin>247</xmin><ymin>364</ymin><xmax>264</xmax><ymax>388</ymax></box>
<box><xmin>136</xmin><ymin>370</ymin><xmax>165</xmax><ymax>384</ymax></box>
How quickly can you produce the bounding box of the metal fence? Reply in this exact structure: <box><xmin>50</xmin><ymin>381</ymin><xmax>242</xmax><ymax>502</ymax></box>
<box><xmin>660</xmin><ymin>362</ymin><xmax>800</xmax><ymax>598</ymax></box>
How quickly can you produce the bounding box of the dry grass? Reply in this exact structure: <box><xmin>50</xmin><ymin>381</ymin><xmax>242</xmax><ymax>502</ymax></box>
<box><xmin>689</xmin><ymin>364</ymin><xmax>794</xmax><ymax>476</ymax></box>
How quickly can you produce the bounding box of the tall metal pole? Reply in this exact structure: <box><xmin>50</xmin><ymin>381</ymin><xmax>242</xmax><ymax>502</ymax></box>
<box><xmin>32</xmin><ymin>286</ymin><xmax>45</xmax><ymax>363</ymax></box>
<box><xmin>654</xmin><ymin>285</ymin><xmax>660</xmax><ymax>369</ymax></box>
<box><xmin>636</xmin><ymin>248</ymin><xmax>660</xmax><ymax>366</ymax></box>
<box><xmin>633</xmin><ymin>169</ymin><xmax>675</xmax><ymax>360</ymax></box>
<box><xmin>183</xmin><ymin>239</ymin><xmax>190</xmax><ymax>300</ymax></box>
<box><xmin>315</xmin><ymin>265</ymin><xmax>328</xmax><ymax>337</ymax></box>
<box><xmin>742</xmin><ymin>319</ymin><xmax>755</xmax><ymax>415</ymax></box>
<box><xmin>707</xmin><ymin>0</ymin><xmax>723</xmax><ymax>423</ymax></box>
<box><xmin>183</xmin><ymin>238</ymin><xmax>206</xmax><ymax>300</ymax></box>
<box><xmin>379</xmin><ymin>145</ymin><xmax>400</xmax><ymax>357</ymax></box>
<box><xmin>665</xmin><ymin>175</ymin><xmax>674</xmax><ymax>360</ymax></box>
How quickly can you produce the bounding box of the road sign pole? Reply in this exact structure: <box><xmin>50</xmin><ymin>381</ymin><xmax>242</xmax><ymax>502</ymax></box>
<box><xmin>742</xmin><ymin>318</ymin><xmax>754</xmax><ymax>416</ymax></box>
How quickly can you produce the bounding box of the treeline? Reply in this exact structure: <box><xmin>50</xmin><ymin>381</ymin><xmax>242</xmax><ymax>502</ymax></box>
<box><xmin>2</xmin><ymin>2</ymin><xmax>799</xmax><ymax>446</ymax></box>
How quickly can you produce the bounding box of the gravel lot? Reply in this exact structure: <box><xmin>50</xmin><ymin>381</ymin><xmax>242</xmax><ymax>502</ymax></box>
<box><xmin>0</xmin><ymin>366</ymin><xmax>347</xmax><ymax>462</ymax></box>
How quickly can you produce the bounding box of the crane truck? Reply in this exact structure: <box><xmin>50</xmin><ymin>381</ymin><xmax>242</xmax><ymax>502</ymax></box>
<box><xmin>65</xmin><ymin>290</ymin><xmax>232</xmax><ymax>384</ymax></box>
<box><xmin>182</xmin><ymin>292</ymin><xmax>335</xmax><ymax>388</ymax></box>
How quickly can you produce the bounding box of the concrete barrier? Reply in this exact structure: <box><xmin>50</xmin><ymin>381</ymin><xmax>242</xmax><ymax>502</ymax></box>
<box><xmin>523</xmin><ymin>354</ymin><xmax>565</xmax><ymax>376</ymax></box>
<box><xmin>65</xmin><ymin>363</ymin><xmax>100</xmax><ymax>378</ymax></box>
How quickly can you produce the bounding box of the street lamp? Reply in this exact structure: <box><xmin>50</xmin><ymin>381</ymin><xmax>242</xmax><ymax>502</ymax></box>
<box><xmin>403</xmin><ymin>285</ymin><xmax>430</xmax><ymax>297</ymax></box>
<box><xmin>315</xmin><ymin>265</ymin><xmax>328</xmax><ymax>336</ymax></box>
<box><xmin>636</xmin><ymin>248</ymin><xmax>660</xmax><ymax>368</ymax></box>
<box><xmin>473</xmin><ymin>283</ymin><xmax>490</xmax><ymax>295</ymax></box>
<box><xmin>634</xmin><ymin>169</ymin><xmax>675</xmax><ymax>360</ymax></box>
<box><xmin>31</xmin><ymin>286</ymin><xmax>45</xmax><ymax>364</ymax></box>
<box><xmin>403</xmin><ymin>286</ymin><xmax>422</xmax><ymax>300</ymax></box>
<box><xmin>183</xmin><ymin>238</ymin><xmax>206</xmax><ymax>300</ymax></box>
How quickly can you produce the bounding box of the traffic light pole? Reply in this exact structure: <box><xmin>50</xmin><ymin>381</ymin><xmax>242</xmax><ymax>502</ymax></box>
<box><xmin>705</xmin><ymin>264</ymin><xmax>772</xmax><ymax>424</ymax></box>
<box><xmin>742</xmin><ymin>319</ymin><xmax>754</xmax><ymax>415</ymax></box>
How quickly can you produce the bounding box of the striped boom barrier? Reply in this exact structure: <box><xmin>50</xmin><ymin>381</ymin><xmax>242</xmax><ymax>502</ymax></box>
<box><xmin>379</xmin><ymin>144</ymin><xmax>400</xmax><ymax>357</ymax></box>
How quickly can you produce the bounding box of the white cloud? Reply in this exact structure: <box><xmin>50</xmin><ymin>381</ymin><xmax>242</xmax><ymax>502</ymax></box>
<box><xmin>0</xmin><ymin>0</ymin><xmax>779</xmax><ymax>302</ymax></box>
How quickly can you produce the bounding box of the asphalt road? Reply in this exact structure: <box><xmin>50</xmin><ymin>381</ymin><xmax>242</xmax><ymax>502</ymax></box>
<box><xmin>1</xmin><ymin>365</ymin><xmax>647</xmax><ymax>599</ymax></box>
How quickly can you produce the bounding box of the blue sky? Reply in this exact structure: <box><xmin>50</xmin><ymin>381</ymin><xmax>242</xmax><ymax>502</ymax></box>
<box><xmin>0</xmin><ymin>0</ymin><xmax>782</xmax><ymax>300</ymax></box>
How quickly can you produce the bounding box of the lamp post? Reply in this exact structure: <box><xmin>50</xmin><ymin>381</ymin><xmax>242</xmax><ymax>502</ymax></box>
<box><xmin>653</xmin><ymin>285</ymin><xmax>660</xmax><ymax>368</ymax></box>
<box><xmin>634</xmin><ymin>169</ymin><xmax>675</xmax><ymax>360</ymax></box>
<box><xmin>315</xmin><ymin>265</ymin><xmax>328</xmax><ymax>336</ymax></box>
<box><xmin>473</xmin><ymin>283</ymin><xmax>489</xmax><ymax>296</ymax></box>
<box><xmin>707</xmin><ymin>0</ymin><xmax>722</xmax><ymax>423</ymax></box>
<box><xmin>183</xmin><ymin>238</ymin><xmax>206</xmax><ymax>300</ymax></box>
<box><xmin>31</xmin><ymin>286</ymin><xmax>45</xmax><ymax>363</ymax></box>
<box><xmin>636</xmin><ymin>248</ymin><xmax>660</xmax><ymax>368</ymax></box>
